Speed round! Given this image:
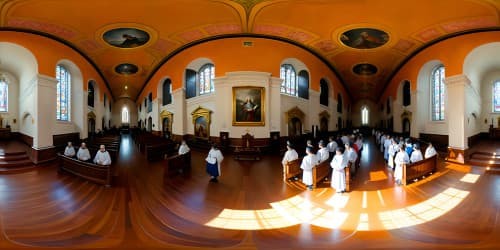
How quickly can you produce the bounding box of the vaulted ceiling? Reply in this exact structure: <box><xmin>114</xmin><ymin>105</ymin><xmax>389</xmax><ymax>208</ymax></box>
<box><xmin>1</xmin><ymin>0</ymin><xmax>499</xmax><ymax>101</ymax></box>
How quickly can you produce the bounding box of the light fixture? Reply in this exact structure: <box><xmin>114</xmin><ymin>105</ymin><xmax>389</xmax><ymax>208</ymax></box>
<box><xmin>125</xmin><ymin>85</ymin><xmax>128</xmax><ymax>90</ymax></box>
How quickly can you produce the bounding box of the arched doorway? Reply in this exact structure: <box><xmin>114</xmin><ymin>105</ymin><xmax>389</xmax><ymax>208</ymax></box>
<box><xmin>162</xmin><ymin>117</ymin><xmax>170</xmax><ymax>139</ymax></box>
<box><xmin>147</xmin><ymin>117</ymin><xmax>152</xmax><ymax>132</ymax></box>
<box><xmin>401</xmin><ymin>111</ymin><xmax>412</xmax><ymax>138</ymax></box>
<box><xmin>286</xmin><ymin>106</ymin><xmax>305</xmax><ymax>137</ymax></box>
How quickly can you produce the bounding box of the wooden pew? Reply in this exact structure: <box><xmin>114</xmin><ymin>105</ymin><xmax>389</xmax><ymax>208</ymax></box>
<box><xmin>165</xmin><ymin>152</ymin><xmax>191</xmax><ymax>177</ymax></box>
<box><xmin>283</xmin><ymin>158</ymin><xmax>302</xmax><ymax>181</ymax></box>
<box><xmin>145</xmin><ymin>141</ymin><xmax>177</xmax><ymax>161</ymax></box>
<box><xmin>345</xmin><ymin>162</ymin><xmax>352</xmax><ymax>192</ymax></box>
<box><xmin>57</xmin><ymin>153</ymin><xmax>112</xmax><ymax>187</ymax></box>
<box><xmin>402</xmin><ymin>155</ymin><xmax>437</xmax><ymax>185</ymax></box>
<box><xmin>312</xmin><ymin>160</ymin><xmax>330</xmax><ymax>188</ymax></box>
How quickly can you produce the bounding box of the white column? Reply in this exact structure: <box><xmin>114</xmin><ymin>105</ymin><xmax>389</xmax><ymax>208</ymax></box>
<box><xmin>172</xmin><ymin>88</ymin><xmax>185</xmax><ymax>135</ymax></box>
<box><xmin>34</xmin><ymin>74</ymin><xmax>57</xmax><ymax>148</ymax></box>
<box><xmin>309</xmin><ymin>90</ymin><xmax>320</xmax><ymax>131</ymax></box>
<box><xmin>445</xmin><ymin>74</ymin><xmax>469</xmax><ymax>150</ymax></box>
<box><xmin>270</xmin><ymin>77</ymin><xmax>282</xmax><ymax>132</ymax></box>
<box><xmin>409</xmin><ymin>91</ymin><xmax>418</xmax><ymax>138</ymax></box>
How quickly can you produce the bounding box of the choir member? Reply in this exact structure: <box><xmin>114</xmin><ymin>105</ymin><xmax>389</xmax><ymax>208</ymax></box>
<box><xmin>394</xmin><ymin>145</ymin><xmax>410</xmax><ymax>185</ymax></box>
<box><xmin>316</xmin><ymin>140</ymin><xmax>329</xmax><ymax>163</ymax></box>
<box><xmin>77</xmin><ymin>142</ymin><xmax>91</xmax><ymax>162</ymax></box>
<box><xmin>282</xmin><ymin>141</ymin><xmax>298</xmax><ymax>166</ymax></box>
<box><xmin>178</xmin><ymin>140</ymin><xmax>190</xmax><ymax>155</ymax></box>
<box><xmin>64</xmin><ymin>141</ymin><xmax>76</xmax><ymax>157</ymax></box>
<box><xmin>425</xmin><ymin>142</ymin><xmax>437</xmax><ymax>159</ymax></box>
<box><xmin>300</xmin><ymin>146</ymin><xmax>317</xmax><ymax>190</ymax></box>
<box><xmin>94</xmin><ymin>144</ymin><xmax>112</xmax><ymax>165</ymax></box>
<box><xmin>410</xmin><ymin>144</ymin><xmax>423</xmax><ymax>163</ymax></box>
<box><xmin>206</xmin><ymin>143</ymin><xmax>224</xmax><ymax>183</ymax></box>
<box><xmin>330</xmin><ymin>147</ymin><xmax>348</xmax><ymax>193</ymax></box>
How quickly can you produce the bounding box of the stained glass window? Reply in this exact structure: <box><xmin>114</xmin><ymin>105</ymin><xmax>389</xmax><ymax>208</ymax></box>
<box><xmin>199</xmin><ymin>63</ymin><xmax>215</xmax><ymax>95</ymax></box>
<box><xmin>494</xmin><ymin>80</ymin><xmax>500</xmax><ymax>112</ymax></box>
<box><xmin>0</xmin><ymin>78</ymin><xmax>8</xmax><ymax>112</ymax></box>
<box><xmin>431</xmin><ymin>65</ymin><xmax>445</xmax><ymax>121</ymax></box>
<box><xmin>361</xmin><ymin>106</ymin><xmax>369</xmax><ymax>125</ymax></box>
<box><xmin>121</xmin><ymin>107</ymin><xmax>129</xmax><ymax>123</ymax></box>
<box><xmin>56</xmin><ymin>65</ymin><xmax>71</xmax><ymax>121</ymax></box>
<box><xmin>280</xmin><ymin>64</ymin><xmax>297</xmax><ymax>96</ymax></box>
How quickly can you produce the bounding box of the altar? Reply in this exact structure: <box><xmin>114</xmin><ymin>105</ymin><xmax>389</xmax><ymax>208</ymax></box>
<box><xmin>233</xmin><ymin>133</ymin><xmax>261</xmax><ymax>160</ymax></box>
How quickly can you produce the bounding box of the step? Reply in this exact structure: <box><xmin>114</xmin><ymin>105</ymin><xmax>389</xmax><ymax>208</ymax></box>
<box><xmin>0</xmin><ymin>154</ymin><xmax>30</xmax><ymax>161</ymax></box>
<box><xmin>470</xmin><ymin>153</ymin><xmax>500</xmax><ymax>160</ymax></box>
<box><xmin>0</xmin><ymin>151</ymin><xmax>27</xmax><ymax>157</ymax></box>
<box><xmin>467</xmin><ymin>158</ymin><xmax>500</xmax><ymax>168</ymax></box>
<box><xmin>0</xmin><ymin>165</ymin><xmax>37</xmax><ymax>174</ymax></box>
<box><xmin>0</xmin><ymin>159</ymin><xmax>33</xmax><ymax>168</ymax></box>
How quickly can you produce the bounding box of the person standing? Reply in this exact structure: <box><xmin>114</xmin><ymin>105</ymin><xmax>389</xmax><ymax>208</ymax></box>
<box><xmin>282</xmin><ymin>141</ymin><xmax>298</xmax><ymax>166</ymax></box>
<box><xmin>300</xmin><ymin>146</ymin><xmax>317</xmax><ymax>190</ymax></box>
<box><xmin>330</xmin><ymin>147</ymin><xmax>348</xmax><ymax>193</ymax></box>
<box><xmin>327</xmin><ymin>136</ymin><xmax>338</xmax><ymax>159</ymax></box>
<box><xmin>94</xmin><ymin>144</ymin><xmax>112</xmax><ymax>165</ymax></box>
<box><xmin>394</xmin><ymin>145</ymin><xmax>410</xmax><ymax>185</ymax></box>
<box><xmin>316</xmin><ymin>140</ymin><xmax>329</xmax><ymax>163</ymax></box>
<box><xmin>77</xmin><ymin>142</ymin><xmax>91</xmax><ymax>162</ymax></box>
<box><xmin>206</xmin><ymin>143</ymin><xmax>224</xmax><ymax>183</ymax></box>
<box><xmin>388</xmin><ymin>139</ymin><xmax>398</xmax><ymax>170</ymax></box>
<box><xmin>64</xmin><ymin>141</ymin><xmax>76</xmax><ymax>157</ymax></box>
<box><xmin>345</xmin><ymin>142</ymin><xmax>358</xmax><ymax>171</ymax></box>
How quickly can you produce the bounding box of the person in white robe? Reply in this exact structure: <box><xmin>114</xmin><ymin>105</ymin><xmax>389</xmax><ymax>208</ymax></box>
<box><xmin>394</xmin><ymin>145</ymin><xmax>410</xmax><ymax>185</ymax></box>
<box><xmin>178</xmin><ymin>140</ymin><xmax>190</xmax><ymax>155</ymax></box>
<box><xmin>410</xmin><ymin>144</ymin><xmax>423</xmax><ymax>163</ymax></box>
<box><xmin>384</xmin><ymin>135</ymin><xmax>392</xmax><ymax>160</ymax></box>
<box><xmin>327</xmin><ymin>137</ymin><xmax>338</xmax><ymax>158</ymax></box>
<box><xmin>94</xmin><ymin>145</ymin><xmax>112</xmax><ymax>165</ymax></box>
<box><xmin>330</xmin><ymin>147</ymin><xmax>348</xmax><ymax>193</ymax></box>
<box><xmin>380</xmin><ymin>134</ymin><xmax>385</xmax><ymax>152</ymax></box>
<box><xmin>206</xmin><ymin>143</ymin><xmax>224</xmax><ymax>183</ymax></box>
<box><xmin>64</xmin><ymin>141</ymin><xmax>76</xmax><ymax>157</ymax></box>
<box><xmin>388</xmin><ymin>139</ymin><xmax>397</xmax><ymax>169</ymax></box>
<box><xmin>345</xmin><ymin>143</ymin><xmax>358</xmax><ymax>174</ymax></box>
<box><xmin>341</xmin><ymin>134</ymin><xmax>349</xmax><ymax>146</ymax></box>
<box><xmin>77</xmin><ymin>142</ymin><xmax>91</xmax><ymax>162</ymax></box>
<box><xmin>424</xmin><ymin>142</ymin><xmax>437</xmax><ymax>159</ymax></box>
<box><xmin>300</xmin><ymin>146</ymin><xmax>317</xmax><ymax>190</ymax></box>
<box><xmin>316</xmin><ymin>140</ymin><xmax>329</xmax><ymax>163</ymax></box>
<box><xmin>282</xmin><ymin>141</ymin><xmax>298</xmax><ymax>166</ymax></box>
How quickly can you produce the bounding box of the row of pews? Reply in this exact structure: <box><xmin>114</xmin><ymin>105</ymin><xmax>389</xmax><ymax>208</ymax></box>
<box><xmin>283</xmin><ymin>158</ymin><xmax>352</xmax><ymax>191</ymax></box>
<box><xmin>57</xmin><ymin>135</ymin><xmax>121</xmax><ymax>187</ymax></box>
<box><xmin>134</xmin><ymin>132</ymin><xmax>177</xmax><ymax>161</ymax></box>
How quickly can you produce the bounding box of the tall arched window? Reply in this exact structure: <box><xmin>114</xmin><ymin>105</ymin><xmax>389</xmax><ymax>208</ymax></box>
<box><xmin>104</xmin><ymin>93</ymin><xmax>107</xmax><ymax>107</ymax></box>
<box><xmin>56</xmin><ymin>65</ymin><xmax>71</xmax><ymax>121</ymax></box>
<box><xmin>121</xmin><ymin>107</ymin><xmax>129</xmax><ymax>124</ymax></box>
<box><xmin>320</xmin><ymin>79</ymin><xmax>329</xmax><ymax>106</ymax></box>
<box><xmin>402</xmin><ymin>80</ymin><xmax>411</xmax><ymax>106</ymax></box>
<box><xmin>494</xmin><ymin>80</ymin><xmax>500</xmax><ymax>112</ymax></box>
<box><xmin>87</xmin><ymin>81</ymin><xmax>94</xmax><ymax>108</ymax></box>
<box><xmin>199</xmin><ymin>63</ymin><xmax>215</xmax><ymax>95</ymax></box>
<box><xmin>297</xmin><ymin>70</ymin><xmax>309</xmax><ymax>99</ymax></box>
<box><xmin>0</xmin><ymin>77</ymin><xmax>8</xmax><ymax>112</ymax></box>
<box><xmin>431</xmin><ymin>65</ymin><xmax>445</xmax><ymax>121</ymax></box>
<box><xmin>162</xmin><ymin>78</ymin><xmax>172</xmax><ymax>105</ymax></box>
<box><xmin>361</xmin><ymin>106</ymin><xmax>369</xmax><ymax>125</ymax></box>
<box><xmin>147</xmin><ymin>92</ymin><xmax>153</xmax><ymax>113</ymax></box>
<box><xmin>280</xmin><ymin>64</ymin><xmax>297</xmax><ymax>96</ymax></box>
<box><xmin>337</xmin><ymin>94</ymin><xmax>343</xmax><ymax>113</ymax></box>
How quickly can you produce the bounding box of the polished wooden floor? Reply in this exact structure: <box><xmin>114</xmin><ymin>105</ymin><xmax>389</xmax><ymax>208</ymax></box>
<box><xmin>0</xmin><ymin>135</ymin><xmax>499</xmax><ymax>249</ymax></box>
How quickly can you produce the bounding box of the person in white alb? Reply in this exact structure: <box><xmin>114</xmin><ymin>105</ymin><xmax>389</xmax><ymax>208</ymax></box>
<box><xmin>410</xmin><ymin>144</ymin><xmax>423</xmax><ymax>163</ymax></box>
<box><xmin>64</xmin><ymin>141</ymin><xmax>76</xmax><ymax>157</ymax></box>
<box><xmin>178</xmin><ymin>140</ymin><xmax>190</xmax><ymax>155</ymax></box>
<box><xmin>330</xmin><ymin>147</ymin><xmax>348</xmax><ymax>193</ymax></box>
<box><xmin>94</xmin><ymin>145</ymin><xmax>112</xmax><ymax>165</ymax></box>
<box><xmin>344</xmin><ymin>142</ymin><xmax>358</xmax><ymax>171</ymax></box>
<box><xmin>300</xmin><ymin>146</ymin><xmax>317</xmax><ymax>190</ymax></box>
<box><xmin>206</xmin><ymin>143</ymin><xmax>224</xmax><ymax>183</ymax></box>
<box><xmin>394</xmin><ymin>145</ymin><xmax>410</xmax><ymax>185</ymax></box>
<box><xmin>282</xmin><ymin>141</ymin><xmax>298</xmax><ymax>166</ymax></box>
<box><xmin>388</xmin><ymin>139</ymin><xmax>398</xmax><ymax>170</ymax></box>
<box><xmin>327</xmin><ymin>136</ymin><xmax>338</xmax><ymax>159</ymax></box>
<box><xmin>316</xmin><ymin>140</ymin><xmax>329</xmax><ymax>163</ymax></box>
<box><xmin>77</xmin><ymin>142</ymin><xmax>91</xmax><ymax>162</ymax></box>
<box><xmin>424</xmin><ymin>142</ymin><xmax>437</xmax><ymax>159</ymax></box>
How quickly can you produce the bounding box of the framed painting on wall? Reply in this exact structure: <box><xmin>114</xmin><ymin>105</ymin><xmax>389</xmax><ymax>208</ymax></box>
<box><xmin>232</xmin><ymin>86</ymin><xmax>265</xmax><ymax>126</ymax></box>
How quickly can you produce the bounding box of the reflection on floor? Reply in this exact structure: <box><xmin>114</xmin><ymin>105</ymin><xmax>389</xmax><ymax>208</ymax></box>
<box><xmin>0</xmin><ymin>135</ymin><xmax>498</xmax><ymax>249</ymax></box>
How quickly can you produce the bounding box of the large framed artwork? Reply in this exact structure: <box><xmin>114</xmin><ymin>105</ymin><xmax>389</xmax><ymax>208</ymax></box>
<box><xmin>232</xmin><ymin>86</ymin><xmax>265</xmax><ymax>126</ymax></box>
<box><xmin>191</xmin><ymin>106</ymin><xmax>211</xmax><ymax>139</ymax></box>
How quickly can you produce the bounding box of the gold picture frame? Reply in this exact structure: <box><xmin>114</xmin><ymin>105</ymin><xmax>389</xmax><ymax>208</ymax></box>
<box><xmin>232</xmin><ymin>86</ymin><xmax>265</xmax><ymax>126</ymax></box>
<box><xmin>191</xmin><ymin>106</ymin><xmax>211</xmax><ymax>139</ymax></box>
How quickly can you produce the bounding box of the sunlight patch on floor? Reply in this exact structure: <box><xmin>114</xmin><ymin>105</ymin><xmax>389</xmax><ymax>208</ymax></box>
<box><xmin>369</xmin><ymin>171</ymin><xmax>387</xmax><ymax>181</ymax></box>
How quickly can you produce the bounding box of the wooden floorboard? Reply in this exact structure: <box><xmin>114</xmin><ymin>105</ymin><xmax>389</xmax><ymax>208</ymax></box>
<box><xmin>0</xmin><ymin>134</ymin><xmax>498</xmax><ymax>249</ymax></box>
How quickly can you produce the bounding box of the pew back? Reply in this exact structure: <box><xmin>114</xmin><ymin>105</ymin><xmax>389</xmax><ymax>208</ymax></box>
<box><xmin>165</xmin><ymin>152</ymin><xmax>191</xmax><ymax>177</ymax></box>
<box><xmin>57</xmin><ymin>153</ymin><xmax>112</xmax><ymax>187</ymax></box>
<box><xmin>283</xmin><ymin>158</ymin><xmax>302</xmax><ymax>181</ymax></box>
<box><xmin>402</xmin><ymin>155</ymin><xmax>437</xmax><ymax>185</ymax></box>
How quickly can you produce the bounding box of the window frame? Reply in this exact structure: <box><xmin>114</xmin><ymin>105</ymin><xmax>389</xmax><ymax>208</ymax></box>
<box><xmin>280</xmin><ymin>64</ymin><xmax>297</xmax><ymax>96</ymax></box>
<box><xmin>493</xmin><ymin>80</ymin><xmax>500</xmax><ymax>113</ymax></box>
<box><xmin>431</xmin><ymin>65</ymin><xmax>445</xmax><ymax>121</ymax></box>
<box><xmin>198</xmin><ymin>63</ymin><xmax>215</xmax><ymax>95</ymax></box>
<box><xmin>0</xmin><ymin>77</ymin><xmax>8</xmax><ymax>112</ymax></box>
<box><xmin>121</xmin><ymin>107</ymin><xmax>129</xmax><ymax>124</ymax></box>
<box><xmin>56</xmin><ymin>64</ymin><xmax>71</xmax><ymax>121</ymax></box>
<box><xmin>361</xmin><ymin>106</ymin><xmax>369</xmax><ymax>125</ymax></box>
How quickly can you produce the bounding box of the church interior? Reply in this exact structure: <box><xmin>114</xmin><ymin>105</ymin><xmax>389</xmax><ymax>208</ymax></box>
<box><xmin>0</xmin><ymin>0</ymin><xmax>500</xmax><ymax>249</ymax></box>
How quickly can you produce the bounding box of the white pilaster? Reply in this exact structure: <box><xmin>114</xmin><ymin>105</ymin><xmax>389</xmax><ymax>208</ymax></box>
<box><xmin>35</xmin><ymin>74</ymin><xmax>57</xmax><ymax>148</ymax></box>
<box><xmin>445</xmin><ymin>74</ymin><xmax>469</xmax><ymax>150</ymax></box>
<box><xmin>172</xmin><ymin>88</ymin><xmax>185</xmax><ymax>135</ymax></box>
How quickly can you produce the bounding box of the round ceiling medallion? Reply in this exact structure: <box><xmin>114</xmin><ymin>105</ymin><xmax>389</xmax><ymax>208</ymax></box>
<box><xmin>103</xmin><ymin>28</ymin><xmax>150</xmax><ymax>48</ymax></box>
<box><xmin>353</xmin><ymin>63</ymin><xmax>378</xmax><ymax>76</ymax></box>
<box><xmin>115</xmin><ymin>63</ymin><xmax>139</xmax><ymax>75</ymax></box>
<box><xmin>340</xmin><ymin>28</ymin><xmax>389</xmax><ymax>49</ymax></box>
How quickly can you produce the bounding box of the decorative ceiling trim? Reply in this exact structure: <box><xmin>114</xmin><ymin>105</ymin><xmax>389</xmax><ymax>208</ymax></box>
<box><xmin>0</xmin><ymin>27</ymin><xmax>115</xmax><ymax>100</ymax></box>
<box><xmin>139</xmin><ymin>33</ymin><xmax>351</xmax><ymax>102</ymax></box>
<box><xmin>381</xmin><ymin>27</ymin><xmax>500</xmax><ymax>101</ymax></box>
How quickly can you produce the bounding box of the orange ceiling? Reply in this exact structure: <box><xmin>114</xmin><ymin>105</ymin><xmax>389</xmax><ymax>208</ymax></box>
<box><xmin>0</xmin><ymin>0</ymin><xmax>499</xmax><ymax>101</ymax></box>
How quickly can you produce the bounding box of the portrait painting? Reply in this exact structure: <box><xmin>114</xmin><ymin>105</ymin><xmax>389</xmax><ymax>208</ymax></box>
<box><xmin>115</xmin><ymin>63</ymin><xmax>139</xmax><ymax>75</ymax></box>
<box><xmin>353</xmin><ymin>63</ymin><xmax>378</xmax><ymax>76</ymax></box>
<box><xmin>233</xmin><ymin>86</ymin><xmax>265</xmax><ymax>126</ymax></box>
<box><xmin>340</xmin><ymin>28</ymin><xmax>389</xmax><ymax>49</ymax></box>
<box><xmin>103</xmin><ymin>28</ymin><xmax>150</xmax><ymax>48</ymax></box>
<box><xmin>194</xmin><ymin>116</ymin><xmax>209</xmax><ymax>139</ymax></box>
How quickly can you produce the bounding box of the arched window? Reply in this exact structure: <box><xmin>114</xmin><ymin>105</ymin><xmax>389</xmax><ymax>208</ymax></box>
<box><xmin>402</xmin><ymin>80</ymin><xmax>411</xmax><ymax>106</ymax></box>
<box><xmin>147</xmin><ymin>92</ymin><xmax>153</xmax><ymax>113</ymax></box>
<box><xmin>199</xmin><ymin>63</ymin><xmax>215</xmax><ymax>95</ymax></box>
<box><xmin>56</xmin><ymin>65</ymin><xmax>71</xmax><ymax>121</ymax></box>
<box><xmin>162</xmin><ymin>78</ymin><xmax>172</xmax><ymax>105</ymax></box>
<box><xmin>361</xmin><ymin>106</ymin><xmax>369</xmax><ymax>125</ymax></box>
<box><xmin>297</xmin><ymin>70</ymin><xmax>309</xmax><ymax>99</ymax></box>
<box><xmin>280</xmin><ymin>64</ymin><xmax>297</xmax><ymax>96</ymax></box>
<box><xmin>320</xmin><ymin>79</ymin><xmax>329</xmax><ymax>106</ymax></box>
<box><xmin>121</xmin><ymin>107</ymin><xmax>129</xmax><ymax>124</ymax></box>
<box><xmin>185</xmin><ymin>69</ymin><xmax>197</xmax><ymax>99</ymax></box>
<box><xmin>431</xmin><ymin>65</ymin><xmax>445</xmax><ymax>121</ymax></box>
<box><xmin>0</xmin><ymin>77</ymin><xmax>8</xmax><ymax>112</ymax></box>
<box><xmin>87</xmin><ymin>81</ymin><xmax>94</xmax><ymax>108</ymax></box>
<box><xmin>337</xmin><ymin>94</ymin><xmax>343</xmax><ymax>113</ymax></box>
<box><xmin>104</xmin><ymin>93</ymin><xmax>107</xmax><ymax>107</ymax></box>
<box><xmin>494</xmin><ymin>80</ymin><xmax>500</xmax><ymax>112</ymax></box>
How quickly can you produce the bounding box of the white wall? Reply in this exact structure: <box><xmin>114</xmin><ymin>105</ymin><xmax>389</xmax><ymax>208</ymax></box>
<box><xmin>352</xmin><ymin>99</ymin><xmax>377</xmax><ymax>127</ymax></box>
<box><xmin>480</xmin><ymin>70</ymin><xmax>500</xmax><ymax>130</ymax></box>
<box><xmin>111</xmin><ymin>97</ymin><xmax>138</xmax><ymax>127</ymax></box>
